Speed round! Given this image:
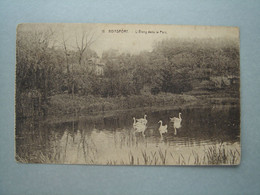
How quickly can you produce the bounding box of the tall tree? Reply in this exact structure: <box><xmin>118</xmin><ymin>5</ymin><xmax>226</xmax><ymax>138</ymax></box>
<box><xmin>16</xmin><ymin>25</ymin><xmax>55</xmax><ymax>116</ymax></box>
<box><xmin>75</xmin><ymin>30</ymin><xmax>96</xmax><ymax>65</ymax></box>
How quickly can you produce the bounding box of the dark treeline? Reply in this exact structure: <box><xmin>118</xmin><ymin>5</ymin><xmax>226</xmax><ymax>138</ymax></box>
<box><xmin>16</xmin><ymin>29</ymin><xmax>239</xmax><ymax>117</ymax></box>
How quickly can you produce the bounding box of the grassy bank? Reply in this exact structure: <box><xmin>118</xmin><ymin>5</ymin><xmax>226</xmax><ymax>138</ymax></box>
<box><xmin>46</xmin><ymin>90</ymin><xmax>239</xmax><ymax>118</ymax></box>
<box><xmin>47</xmin><ymin>93</ymin><xmax>199</xmax><ymax>117</ymax></box>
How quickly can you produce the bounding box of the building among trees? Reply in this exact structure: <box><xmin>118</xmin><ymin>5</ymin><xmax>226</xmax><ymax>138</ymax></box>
<box><xmin>87</xmin><ymin>58</ymin><xmax>105</xmax><ymax>76</ymax></box>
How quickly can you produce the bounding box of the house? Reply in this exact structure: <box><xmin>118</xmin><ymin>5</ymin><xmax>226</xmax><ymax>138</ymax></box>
<box><xmin>210</xmin><ymin>76</ymin><xmax>230</xmax><ymax>88</ymax></box>
<box><xmin>210</xmin><ymin>75</ymin><xmax>239</xmax><ymax>88</ymax></box>
<box><xmin>88</xmin><ymin>58</ymin><xmax>105</xmax><ymax>76</ymax></box>
<box><xmin>228</xmin><ymin>75</ymin><xmax>239</xmax><ymax>85</ymax></box>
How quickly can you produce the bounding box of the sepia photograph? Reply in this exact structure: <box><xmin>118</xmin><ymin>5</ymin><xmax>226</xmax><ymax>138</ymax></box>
<box><xmin>15</xmin><ymin>23</ymin><xmax>240</xmax><ymax>165</ymax></box>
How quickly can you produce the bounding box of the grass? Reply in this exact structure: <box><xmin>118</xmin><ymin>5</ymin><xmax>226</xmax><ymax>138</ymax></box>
<box><xmin>109</xmin><ymin>144</ymin><xmax>240</xmax><ymax>165</ymax></box>
<box><xmin>43</xmin><ymin>89</ymin><xmax>239</xmax><ymax>121</ymax></box>
<box><xmin>17</xmin><ymin>88</ymin><xmax>239</xmax><ymax>120</ymax></box>
<box><xmin>47</xmin><ymin>93</ymin><xmax>199</xmax><ymax>117</ymax></box>
<box><xmin>16</xmin><ymin>141</ymin><xmax>240</xmax><ymax>165</ymax></box>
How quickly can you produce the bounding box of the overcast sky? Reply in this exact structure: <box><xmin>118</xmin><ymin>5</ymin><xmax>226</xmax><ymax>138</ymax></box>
<box><xmin>18</xmin><ymin>23</ymin><xmax>239</xmax><ymax>56</ymax></box>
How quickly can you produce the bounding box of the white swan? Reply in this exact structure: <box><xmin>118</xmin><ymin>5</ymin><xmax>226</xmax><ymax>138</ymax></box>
<box><xmin>133</xmin><ymin>117</ymin><xmax>146</xmax><ymax>136</ymax></box>
<box><xmin>136</xmin><ymin>114</ymin><xmax>147</xmax><ymax>125</ymax></box>
<box><xmin>170</xmin><ymin>113</ymin><xmax>182</xmax><ymax>135</ymax></box>
<box><xmin>133</xmin><ymin>117</ymin><xmax>143</xmax><ymax>128</ymax></box>
<box><xmin>158</xmin><ymin>120</ymin><xmax>167</xmax><ymax>137</ymax></box>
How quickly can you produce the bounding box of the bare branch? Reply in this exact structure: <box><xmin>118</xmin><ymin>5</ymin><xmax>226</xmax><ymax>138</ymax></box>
<box><xmin>74</xmin><ymin>28</ymin><xmax>97</xmax><ymax>65</ymax></box>
<box><xmin>75</xmin><ymin>33</ymin><xmax>80</xmax><ymax>51</ymax></box>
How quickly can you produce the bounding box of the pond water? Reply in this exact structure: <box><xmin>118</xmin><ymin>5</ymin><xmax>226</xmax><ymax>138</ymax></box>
<box><xmin>16</xmin><ymin>105</ymin><xmax>240</xmax><ymax>165</ymax></box>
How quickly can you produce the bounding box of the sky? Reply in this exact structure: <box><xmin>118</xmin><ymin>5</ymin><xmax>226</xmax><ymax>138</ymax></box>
<box><xmin>17</xmin><ymin>23</ymin><xmax>239</xmax><ymax>57</ymax></box>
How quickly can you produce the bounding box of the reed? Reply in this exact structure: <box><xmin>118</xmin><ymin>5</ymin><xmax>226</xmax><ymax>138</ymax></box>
<box><xmin>16</xmin><ymin>131</ymin><xmax>240</xmax><ymax>165</ymax></box>
<box><xmin>204</xmin><ymin>144</ymin><xmax>240</xmax><ymax>165</ymax></box>
<box><xmin>158</xmin><ymin>148</ymin><xmax>167</xmax><ymax>165</ymax></box>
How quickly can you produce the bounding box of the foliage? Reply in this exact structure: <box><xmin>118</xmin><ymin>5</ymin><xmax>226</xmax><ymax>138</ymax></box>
<box><xmin>47</xmin><ymin>93</ymin><xmax>198</xmax><ymax>116</ymax></box>
<box><xmin>16</xmin><ymin>27</ymin><xmax>240</xmax><ymax>117</ymax></box>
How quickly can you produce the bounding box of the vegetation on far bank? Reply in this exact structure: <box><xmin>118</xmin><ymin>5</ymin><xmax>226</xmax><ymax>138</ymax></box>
<box><xmin>16</xmin><ymin>25</ymin><xmax>240</xmax><ymax>118</ymax></box>
<box><xmin>47</xmin><ymin>93</ymin><xmax>197</xmax><ymax>116</ymax></box>
<box><xmin>45</xmin><ymin>89</ymin><xmax>239</xmax><ymax>118</ymax></box>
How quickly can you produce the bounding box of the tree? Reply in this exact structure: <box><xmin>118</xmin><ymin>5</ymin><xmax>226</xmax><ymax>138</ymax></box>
<box><xmin>16</xmin><ymin>25</ymin><xmax>55</xmax><ymax>117</ymax></box>
<box><xmin>75</xmin><ymin>30</ymin><xmax>96</xmax><ymax>65</ymax></box>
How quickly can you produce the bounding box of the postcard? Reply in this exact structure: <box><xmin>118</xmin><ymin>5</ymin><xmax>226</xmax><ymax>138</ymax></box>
<box><xmin>15</xmin><ymin>23</ymin><xmax>240</xmax><ymax>165</ymax></box>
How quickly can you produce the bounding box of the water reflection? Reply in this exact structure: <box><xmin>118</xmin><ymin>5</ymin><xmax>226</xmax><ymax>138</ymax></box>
<box><xmin>16</xmin><ymin>105</ymin><xmax>240</xmax><ymax>165</ymax></box>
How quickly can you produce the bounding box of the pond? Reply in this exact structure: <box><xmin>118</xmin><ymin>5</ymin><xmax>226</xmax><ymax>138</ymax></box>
<box><xmin>16</xmin><ymin>105</ymin><xmax>240</xmax><ymax>165</ymax></box>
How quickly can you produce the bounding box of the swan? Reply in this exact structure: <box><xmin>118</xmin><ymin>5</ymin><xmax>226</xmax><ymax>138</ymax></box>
<box><xmin>134</xmin><ymin>123</ymin><xmax>146</xmax><ymax>137</ymax></box>
<box><xmin>133</xmin><ymin>117</ymin><xmax>144</xmax><ymax>128</ymax></box>
<box><xmin>133</xmin><ymin>117</ymin><xmax>146</xmax><ymax>136</ymax></box>
<box><xmin>170</xmin><ymin>113</ymin><xmax>182</xmax><ymax>135</ymax></box>
<box><xmin>136</xmin><ymin>114</ymin><xmax>147</xmax><ymax>125</ymax></box>
<box><xmin>158</xmin><ymin>120</ymin><xmax>167</xmax><ymax>137</ymax></box>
